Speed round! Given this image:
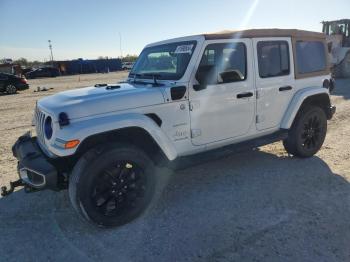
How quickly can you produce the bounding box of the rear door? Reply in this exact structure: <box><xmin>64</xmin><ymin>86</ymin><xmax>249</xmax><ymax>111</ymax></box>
<box><xmin>253</xmin><ymin>38</ymin><xmax>295</xmax><ymax>131</ymax></box>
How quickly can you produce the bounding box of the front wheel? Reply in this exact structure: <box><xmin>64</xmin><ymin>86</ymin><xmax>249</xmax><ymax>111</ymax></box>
<box><xmin>283</xmin><ymin>106</ymin><xmax>327</xmax><ymax>158</ymax></box>
<box><xmin>69</xmin><ymin>143</ymin><xmax>157</xmax><ymax>227</ymax></box>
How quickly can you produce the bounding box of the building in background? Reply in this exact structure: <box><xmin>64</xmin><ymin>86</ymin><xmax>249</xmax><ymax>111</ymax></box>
<box><xmin>0</xmin><ymin>58</ymin><xmax>123</xmax><ymax>76</ymax></box>
<box><xmin>0</xmin><ymin>63</ymin><xmax>22</xmax><ymax>75</ymax></box>
<box><xmin>53</xmin><ymin>58</ymin><xmax>122</xmax><ymax>75</ymax></box>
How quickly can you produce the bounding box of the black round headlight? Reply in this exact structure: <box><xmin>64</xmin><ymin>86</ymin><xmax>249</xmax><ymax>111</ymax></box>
<box><xmin>44</xmin><ymin>116</ymin><xmax>53</xmax><ymax>139</ymax></box>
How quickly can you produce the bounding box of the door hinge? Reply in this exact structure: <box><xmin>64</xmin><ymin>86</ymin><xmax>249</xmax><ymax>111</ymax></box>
<box><xmin>189</xmin><ymin>101</ymin><xmax>200</xmax><ymax>111</ymax></box>
<box><xmin>191</xmin><ymin>129</ymin><xmax>201</xmax><ymax>138</ymax></box>
<box><xmin>256</xmin><ymin>115</ymin><xmax>265</xmax><ymax>123</ymax></box>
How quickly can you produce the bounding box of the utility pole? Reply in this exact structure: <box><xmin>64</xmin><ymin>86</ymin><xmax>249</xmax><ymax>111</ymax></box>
<box><xmin>119</xmin><ymin>32</ymin><xmax>123</xmax><ymax>60</ymax></box>
<box><xmin>48</xmin><ymin>40</ymin><xmax>54</xmax><ymax>66</ymax></box>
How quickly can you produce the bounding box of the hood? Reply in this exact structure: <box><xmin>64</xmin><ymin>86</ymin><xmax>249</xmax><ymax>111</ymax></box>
<box><xmin>38</xmin><ymin>82</ymin><xmax>165</xmax><ymax>120</ymax></box>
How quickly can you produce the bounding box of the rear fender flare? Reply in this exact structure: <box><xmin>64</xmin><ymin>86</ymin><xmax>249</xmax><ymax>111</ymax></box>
<box><xmin>280</xmin><ymin>87</ymin><xmax>330</xmax><ymax>129</ymax></box>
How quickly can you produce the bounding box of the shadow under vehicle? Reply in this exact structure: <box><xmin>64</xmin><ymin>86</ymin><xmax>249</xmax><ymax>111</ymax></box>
<box><xmin>1</xmin><ymin>149</ymin><xmax>350</xmax><ymax>261</ymax></box>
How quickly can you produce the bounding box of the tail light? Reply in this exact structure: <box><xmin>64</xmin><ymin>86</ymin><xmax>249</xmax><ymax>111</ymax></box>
<box><xmin>322</xmin><ymin>79</ymin><xmax>330</xmax><ymax>89</ymax></box>
<box><xmin>323</xmin><ymin>78</ymin><xmax>335</xmax><ymax>93</ymax></box>
<box><xmin>329</xmin><ymin>78</ymin><xmax>335</xmax><ymax>92</ymax></box>
<box><xmin>20</xmin><ymin>78</ymin><xmax>27</xmax><ymax>84</ymax></box>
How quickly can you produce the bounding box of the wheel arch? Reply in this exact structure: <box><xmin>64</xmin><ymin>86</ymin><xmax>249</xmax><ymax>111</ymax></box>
<box><xmin>75</xmin><ymin>126</ymin><xmax>173</xmax><ymax>165</ymax></box>
<box><xmin>48</xmin><ymin>112</ymin><xmax>178</xmax><ymax>162</ymax></box>
<box><xmin>281</xmin><ymin>87</ymin><xmax>331</xmax><ymax>129</ymax></box>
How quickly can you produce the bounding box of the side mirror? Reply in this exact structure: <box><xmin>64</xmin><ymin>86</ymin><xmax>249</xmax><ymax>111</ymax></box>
<box><xmin>219</xmin><ymin>70</ymin><xmax>244</xmax><ymax>83</ymax></box>
<box><xmin>195</xmin><ymin>65</ymin><xmax>216</xmax><ymax>90</ymax></box>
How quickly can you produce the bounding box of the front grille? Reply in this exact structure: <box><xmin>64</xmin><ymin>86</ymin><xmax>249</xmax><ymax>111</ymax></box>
<box><xmin>34</xmin><ymin>106</ymin><xmax>46</xmax><ymax>145</ymax></box>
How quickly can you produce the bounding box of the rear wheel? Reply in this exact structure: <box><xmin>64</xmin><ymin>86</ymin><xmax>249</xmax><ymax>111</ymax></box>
<box><xmin>5</xmin><ymin>84</ymin><xmax>17</xmax><ymax>94</ymax></box>
<box><xmin>69</xmin><ymin>143</ymin><xmax>157</xmax><ymax>227</ymax></box>
<box><xmin>283</xmin><ymin>106</ymin><xmax>327</xmax><ymax>158</ymax></box>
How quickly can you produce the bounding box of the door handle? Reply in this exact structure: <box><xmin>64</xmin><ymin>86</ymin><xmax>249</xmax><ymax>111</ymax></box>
<box><xmin>279</xmin><ymin>86</ymin><xmax>292</xmax><ymax>92</ymax></box>
<box><xmin>237</xmin><ymin>92</ymin><xmax>253</xmax><ymax>99</ymax></box>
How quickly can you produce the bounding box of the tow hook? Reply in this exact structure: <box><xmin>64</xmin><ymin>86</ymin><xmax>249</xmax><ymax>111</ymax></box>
<box><xmin>1</xmin><ymin>179</ymin><xmax>25</xmax><ymax>197</ymax></box>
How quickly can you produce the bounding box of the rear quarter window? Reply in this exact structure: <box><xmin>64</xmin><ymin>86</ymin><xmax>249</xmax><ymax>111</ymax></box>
<box><xmin>296</xmin><ymin>41</ymin><xmax>327</xmax><ymax>74</ymax></box>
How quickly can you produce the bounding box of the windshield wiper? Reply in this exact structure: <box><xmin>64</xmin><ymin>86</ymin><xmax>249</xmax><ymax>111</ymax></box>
<box><xmin>128</xmin><ymin>73</ymin><xmax>146</xmax><ymax>84</ymax></box>
<box><xmin>140</xmin><ymin>73</ymin><xmax>161</xmax><ymax>86</ymax></box>
<box><xmin>129</xmin><ymin>73</ymin><xmax>163</xmax><ymax>86</ymax></box>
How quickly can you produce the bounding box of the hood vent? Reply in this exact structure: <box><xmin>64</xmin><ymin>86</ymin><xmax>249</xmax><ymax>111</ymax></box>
<box><xmin>94</xmin><ymin>83</ymin><xmax>107</xmax><ymax>87</ymax></box>
<box><xmin>106</xmin><ymin>85</ymin><xmax>121</xmax><ymax>90</ymax></box>
<box><xmin>94</xmin><ymin>83</ymin><xmax>121</xmax><ymax>90</ymax></box>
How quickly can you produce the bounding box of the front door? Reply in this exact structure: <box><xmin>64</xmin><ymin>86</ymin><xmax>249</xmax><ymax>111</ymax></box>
<box><xmin>189</xmin><ymin>39</ymin><xmax>255</xmax><ymax>146</ymax></box>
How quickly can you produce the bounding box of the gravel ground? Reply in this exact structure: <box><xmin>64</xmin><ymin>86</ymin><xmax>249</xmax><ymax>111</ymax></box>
<box><xmin>0</xmin><ymin>73</ymin><xmax>349</xmax><ymax>262</ymax></box>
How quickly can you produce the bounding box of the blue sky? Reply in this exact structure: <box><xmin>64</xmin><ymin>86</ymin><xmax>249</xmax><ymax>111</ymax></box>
<box><xmin>1</xmin><ymin>0</ymin><xmax>349</xmax><ymax>61</ymax></box>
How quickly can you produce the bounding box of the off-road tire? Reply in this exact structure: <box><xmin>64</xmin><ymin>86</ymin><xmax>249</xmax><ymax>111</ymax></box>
<box><xmin>283</xmin><ymin>106</ymin><xmax>327</xmax><ymax>158</ymax></box>
<box><xmin>5</xmin><ymin>84</ymin><xmax>17</xmax><ymax>94</ymax></box>
<box><xmin>69</xmin><ymin>143</ymin><xmax>157</xmax><ymax>228</ymax></box>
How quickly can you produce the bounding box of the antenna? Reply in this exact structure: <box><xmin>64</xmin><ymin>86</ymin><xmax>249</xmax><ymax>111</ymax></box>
<box><xmin>119</xmin><ymin>32</ymin><xmax>123</xmax><ymax>59</ymax></box>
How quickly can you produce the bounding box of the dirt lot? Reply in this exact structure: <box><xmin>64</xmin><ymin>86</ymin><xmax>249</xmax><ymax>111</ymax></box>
<box><xmin>0</xmin><ymin>73</ymin><xmax>350</xmax><ymax>261</ymax></box>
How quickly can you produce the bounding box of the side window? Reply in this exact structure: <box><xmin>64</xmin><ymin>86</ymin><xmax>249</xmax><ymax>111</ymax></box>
<box><xmin>257</xmin><ymin>41</ymin><xmax>290</xmax><ymax>78</ymax></box>
<box><xmin>0</xmin><ymin>73</ymin><xmax>8</xmax><ymax>80</ymax></box>
<box><xmin>296</xmin><ymin>41</ymin><xmax>326</xmax><ymax>74</ymax></box>
<box><xmin>196</xmin><ymin>42</ymin><xmax>247</xmax><ymax>87</ymax></box>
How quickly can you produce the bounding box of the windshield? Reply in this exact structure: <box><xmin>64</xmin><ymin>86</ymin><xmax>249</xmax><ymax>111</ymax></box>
<box><xmin>130</xmin><ymin>41</ymin><xmax>197</xmax><ymax>80</ymax></box>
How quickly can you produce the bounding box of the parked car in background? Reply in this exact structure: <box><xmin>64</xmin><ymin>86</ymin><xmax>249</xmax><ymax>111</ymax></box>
<box><xmin>0</xmin><ymin>73</ymin><xmax>29</xmax><ymax>94</ymax></box>
<box><xmin>25</xmin><ymin>67</ymin><xmax>60</xmax><ymax>79</ymax></box>
<box><xmin>21</xmin><ymin>67</ymin><xmax>34</xmax><ymax>76</ymax></box>
<box><xmin>121</xmin><ymin>62</ymin><xmax>134</xmax><ymax>70</ymax></box>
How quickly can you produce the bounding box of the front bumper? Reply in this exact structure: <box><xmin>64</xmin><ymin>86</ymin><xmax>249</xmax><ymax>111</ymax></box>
<box><xmin>12</xmin><ymin>132</ymin><xmax>59</xmax><ymax>190</ymax></box>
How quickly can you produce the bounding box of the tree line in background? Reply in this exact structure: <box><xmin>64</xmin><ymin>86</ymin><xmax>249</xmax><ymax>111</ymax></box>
<box><xmin>11</xmin><ymin>58</ymin><xmax>42</xmax><ymax>67</ymax></box>
<box><xmin>98</xmin><ymin>55</ymin><xmax>139</xmax><ymax>63</ymax></box>
<box><xmin>7</xmin><ymin>54</ymin><xmax>139</xmax><ymax>67</ymax></box>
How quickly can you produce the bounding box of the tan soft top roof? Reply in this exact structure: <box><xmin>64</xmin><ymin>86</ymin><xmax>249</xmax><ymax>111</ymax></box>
<box><xmin>203</xmin><ymin>29</ymin><xmax>326</xmax><ymax>40</ymax></box>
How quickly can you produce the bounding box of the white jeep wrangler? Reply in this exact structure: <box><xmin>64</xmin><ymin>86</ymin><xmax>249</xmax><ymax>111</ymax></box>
<box><xmin>4</xmin><ymin>29</ymin><xmax>336</xmax><ymax>227</ymax></box>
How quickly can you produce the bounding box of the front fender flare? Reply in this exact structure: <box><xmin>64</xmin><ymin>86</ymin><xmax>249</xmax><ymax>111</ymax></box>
<box><xmin>50</xmin><ymin>113</ymin><xmax>178</xmax><ymax>160</ymax></box>
<box><xmin>280</xmin><ymin>87</ymin><xmax>330</xmax><ymax>129</ymax></box>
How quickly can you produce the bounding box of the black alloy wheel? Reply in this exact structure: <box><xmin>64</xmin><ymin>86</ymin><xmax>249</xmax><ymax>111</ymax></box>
<box><xmin>91</xmin><ymin>161</ymin><xmax>147</xmax><ymax>217</ymax></box>
<box><xmin>300</xmin><ymin>113</ymin><xmax>322</xmax><ymax>151</ymax></box>
<box><xmin>283</xmin><ymin>106</ymin><xmax>327</xmax><ymax>158</ymax></box>
<box><xmin>69</xmin><ymin>143</ymin><xmax>157</xmax><ymax>227</ymax></box>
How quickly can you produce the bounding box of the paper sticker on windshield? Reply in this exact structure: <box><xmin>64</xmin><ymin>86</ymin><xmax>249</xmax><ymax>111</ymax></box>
<box><xmin>174</xmin><ymin>44</ymin><xmax>194</xmax><ymax>54</ymax></box>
